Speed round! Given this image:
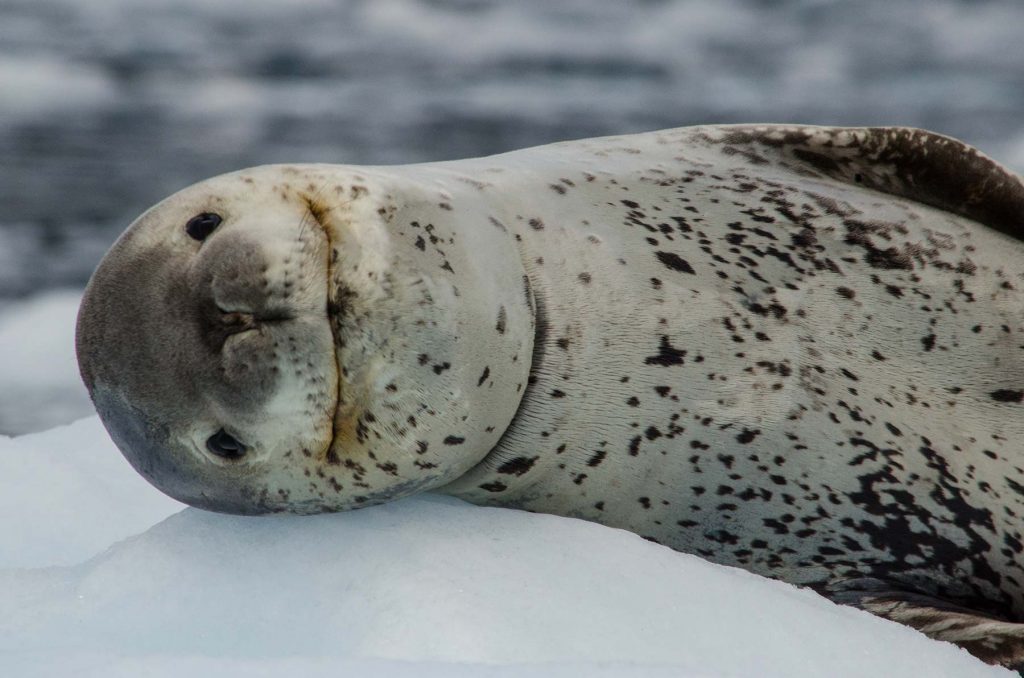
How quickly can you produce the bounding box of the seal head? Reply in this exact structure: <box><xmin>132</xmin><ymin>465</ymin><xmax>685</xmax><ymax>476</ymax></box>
<box><xmin>77</xmin><ymin>165</ymin><xmax>534</xmax><ymax>513</ymax></box>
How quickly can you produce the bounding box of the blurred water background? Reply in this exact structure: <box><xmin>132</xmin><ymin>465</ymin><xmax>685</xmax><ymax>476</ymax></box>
<box><xmin>1</xmin><ymin>0</ymin><xmax>1024</xmax><ymax>433</ymax></box>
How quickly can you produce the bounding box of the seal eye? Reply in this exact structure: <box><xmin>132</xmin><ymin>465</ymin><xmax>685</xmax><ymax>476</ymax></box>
<box><xmin>185</xmin><ymin>212</ymin><xmax>223</xmax><ymax>241</ymax></box>
<box><xmin>206</xmin><ymin>429</ymin><xmax>247</xmax><ymax>459</ymax></box>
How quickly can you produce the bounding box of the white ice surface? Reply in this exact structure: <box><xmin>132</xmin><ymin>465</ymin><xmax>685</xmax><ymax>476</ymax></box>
<box><xmin>0</xmin><ymin>418</ymin><xmax>1010</xmax><ymax>677</ymax></box>
<box><xmin>0</xmin><ymin>290</ymin><xmax>93</xmax><ymax>435</ymax></box>
<box><xmin>0</xmin><ymin>417</ymin><xmax>183</xmax><ymax>569</ymax></box>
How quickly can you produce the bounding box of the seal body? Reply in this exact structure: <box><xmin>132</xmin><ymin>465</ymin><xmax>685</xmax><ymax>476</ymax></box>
<box><xmin>77</xmin><ymin>126</ymin><xmax>1024</xmax><ymax>667</ymax></box>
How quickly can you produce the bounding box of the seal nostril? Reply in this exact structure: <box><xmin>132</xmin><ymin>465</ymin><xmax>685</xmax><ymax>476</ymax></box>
<box><xmin>206</xmin><ymin>429</ymin><xmax>247</xmax><ymax>459</ymax></box>
<box><xmin>186</xmin><ymin>212</ymin><xmax>223</xmax><ymax>241</ymax></box>
<box><xmin>220</xmin><ymin>310</ymin><xmax>256</xmax><ymax>332</ymax></box>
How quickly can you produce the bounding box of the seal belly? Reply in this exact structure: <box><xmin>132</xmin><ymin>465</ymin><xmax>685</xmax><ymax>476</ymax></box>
<box><xmin>441</xmin><ymin>126</ymin><xmax>1024</xmax><ymax>621</ymax></box>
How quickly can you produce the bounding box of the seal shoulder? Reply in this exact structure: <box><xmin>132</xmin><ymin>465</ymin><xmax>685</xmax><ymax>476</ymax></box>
<box><xmin>697</xmin><ymin>125</ymin><xmax>1024</xmax><ymax>239</ymax></box>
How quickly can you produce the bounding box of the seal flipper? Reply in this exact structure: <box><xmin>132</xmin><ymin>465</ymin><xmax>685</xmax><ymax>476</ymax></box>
<box><xmin>819</xmin><ymin>577</ymin><xmax>1024</xmax><ymax>671</ymax></box>
<box><xmin>706</xmin><ymin>126</ymin><xmax>1024</xmax><ymax>239</ymax></box>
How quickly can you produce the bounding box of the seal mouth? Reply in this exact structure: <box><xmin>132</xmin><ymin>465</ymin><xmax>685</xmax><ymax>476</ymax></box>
<box><xmin>300</xmin><ymin>191</ymin><xmax>344</xmax><ymax>459</ymax></box>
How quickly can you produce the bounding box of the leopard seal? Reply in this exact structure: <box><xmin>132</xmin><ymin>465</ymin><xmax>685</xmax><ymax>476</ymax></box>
<box><xmin>77</xmin><ymin>125</ymin><xmax>1024</xmax><ymax>668</ymax></box>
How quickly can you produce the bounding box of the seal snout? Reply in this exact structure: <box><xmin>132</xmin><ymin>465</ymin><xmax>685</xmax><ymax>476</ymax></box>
<box><xmin>218</xmin><ymin>310</ymin><xmax>256</xmax><ymax>335</ymax></box>
<box><xmin>213</xmin><ymin>306</ymin><xmax>299</xmax><ymax>340</ymax></box>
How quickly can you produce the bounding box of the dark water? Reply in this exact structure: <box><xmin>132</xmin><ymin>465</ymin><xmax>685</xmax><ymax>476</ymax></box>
<box><xmin>1</xmin><ymin>0</ymin><xmax>1023</xmax><ymax>302</ymax></box>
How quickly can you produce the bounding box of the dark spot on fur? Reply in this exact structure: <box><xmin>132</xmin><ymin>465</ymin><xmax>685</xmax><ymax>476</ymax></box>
<box><xmin>736</xmin><ymin>428</ymin><xmax>760</xmax><ymax>444</ymax></box>
<box><xmin>645</xmin><ymin>335</ymin><xmax>687</xmax><ymax>367</ymax></box>
<box><xmin>655</xmin><ymin>251</ymin><xmax>695</xmax><ymax>274</ymax></box>
<box><xmin>990</xmin><ymin>389</ymin><xmax>1024</xmax><ymax>403</ymax></box>
<box><xmin>497</xmin><ymin>456</ymin><xmax>537</xmax><ymax>476</ymax></box>
<box><xmin>496</xmin><ymin>306</ymin><xmax>507</xmax><ymax>334</ymax></box>
<box><xmin>844</xmin><ymin>220</ymin><xmax>913</xmax><ymax>271</ymax></box>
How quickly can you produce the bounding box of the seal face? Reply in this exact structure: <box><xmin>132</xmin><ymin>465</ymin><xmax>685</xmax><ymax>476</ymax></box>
<box><xmin>78</xmin><ymin>126</ymin><xmax>1024</xmax><ymax>667</ymax></box>
<box><xmin>77</xmin><ymin>165</ymin><xmax>535</xmax><ymax>513</ymax></box>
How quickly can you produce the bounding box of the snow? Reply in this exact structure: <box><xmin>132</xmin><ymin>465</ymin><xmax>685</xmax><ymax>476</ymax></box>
<box><xmin>0</xmin><ymin>412</ymin><xmax>1010</xmax><ymax>676</ymax></box>
<box><xmin>0</xmin><ymin>417</ymin><xmax>182</xmax><ymax>569</ymax></box>
<box><xmin>0</xmin><ymin>290</ymin><xmax>93</xmax><ymax>435</ymax></box>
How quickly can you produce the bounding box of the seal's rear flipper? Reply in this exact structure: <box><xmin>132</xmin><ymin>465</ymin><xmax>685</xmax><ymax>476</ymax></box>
<box><xmin>820</xmin><ymin>578</ymin><xmax>1024</xmax><ymax>671</ymax></box>
<box><xmin>704</xmin><ymin>126</ymin><xmax>1024</xmax><ymax>239</ymax></box>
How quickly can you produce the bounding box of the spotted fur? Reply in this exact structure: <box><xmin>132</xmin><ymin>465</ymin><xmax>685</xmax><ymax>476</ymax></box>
<box><xmin>78</xmin><ymin>125</ymin><xmax>1024</xmax><ymax>668</ymax></box>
